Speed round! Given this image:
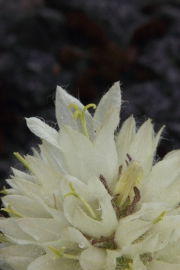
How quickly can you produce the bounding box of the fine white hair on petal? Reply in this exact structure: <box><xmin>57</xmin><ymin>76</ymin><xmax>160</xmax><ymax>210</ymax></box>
<box><xmin>93</xmin><ymin>81</ymin><xmax>121</xmax><ymax>133</ymax></box>
<box><xmin>55</xmin><ymin>86</ymin><xmax>95</xmax><ymax>141</ymax></box>
<box><xmin>26</xmin><ymin>117</ymin><xmax>59</xmax><ymax>147</ymax></box>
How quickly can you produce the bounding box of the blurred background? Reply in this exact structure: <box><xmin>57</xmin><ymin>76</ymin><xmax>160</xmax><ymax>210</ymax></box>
<box><xmin>0</xmin><ymin>0</ymin><xmax>180</xmax><ymax>189</ymax></box>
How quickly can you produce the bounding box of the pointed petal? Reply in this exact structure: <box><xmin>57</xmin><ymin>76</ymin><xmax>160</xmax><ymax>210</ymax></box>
<box><xmin>141</xmin><ymin>154</ymin><xmax>180</xmax><ymax>205</ymax></box>
<box><xmin>12</xmin><ymin>169</ymin><xmax>37</xmax><ymax>184</ymax></box>
<box><xmin>2</xmin><ymin>195</ymin><xmax>50</xmax><ymax>218</ymax></box>
<box><xmin>13</xmin><ymin>177</ymin><xmax>55</xmax><ymax>209</ymax></box>
<box><xmin>26</xmin><ymin>117</ymin><xmax>58</xmax><ymax>147</ymax></box>
<box><xmin>116</xmin><ymin>116</ymin><xmax>136</xmax><ymax>171</ymax></box>
<box><xmin>115</xmin><ymin>218</ymin><xmax>151</xmax><ymax>248</ymax></box>
<box><xmin>122</xmin><ymin>233</ymin><xmax>159</xmax><ymax>257</ymax></box>
<box><xmin>29</xmin><ymin>192</ymin><xmax>66</xmax><ymax>220</ymax></box>
<box><xmin>55</xmin><ymin>86</ymin><xmax>94</xmax><ymax>140</ymax></box>
<box><xmin>39</xmin><ymin>141</ymin><xmax>67</xmax><ymax>175</ymax></box>
<box><xmin>0</xmin><ymin>218</ymin><xmax>35</xmax><ymax>244</ymax></box>
<box><xmin>58</xmin><ymin>126</ymin><xmax>94</xmax><ymax>184</ymax></box>
<box><xmin>94</xmin><ymin>106</ymin><xmax>119</xmax><ymax>188</ymax></box>
<box><xmin>24</xmin><ymin>156</ymin><xmax>62</xmax><ymax>196</ymax></box>
<box><xmin>27</xmin><ymin>254</ymin><xmax>78</xmax><ymax>270</ymax></box>
<box><xmin>6</xmin><ymin>179</ymin><xmax>21</xmax><ymax>194</ymax></box>
<box><xmin>0</xmin><ymin>245</ymin><xmax>44</xmax><ymax>270</ymax></box>
<box><xmin>152</xmin><ymin>125</ymin><xmax>164</xmax><ymax>153</ymax></box>
<box><xmin>44</xmin><ymin>227</ymin><xmax>90</xmax><ymax>251</ymax></box>
<box><xmin>56</xmin><ymin>86</ymin><xmax>84</xmax><ymax>130</ymax></box>
<box><xmin>129</xmin><ymin>119</ymin><xmax>163</xmax><ymax>176</ymax></box>
<box><xmin>2</xmin><ymin>256</ymin><xmax>33</xmax><ymax>270</ymax></box>
<box><xmin>17</xmin><ymin>218</ymin><xmax>63</xmax><ymax>243</ymax></box>
<box><xmin>93</xmin><ymin>82</ymin><xmax>121</xmax><ymax>132</ymax></box>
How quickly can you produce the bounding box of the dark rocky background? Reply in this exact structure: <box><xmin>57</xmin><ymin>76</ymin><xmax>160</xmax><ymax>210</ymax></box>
<box><xmin>0</xmin><ymin>0</ymin><xmax>180</xmax><ymax>189</ymax></box>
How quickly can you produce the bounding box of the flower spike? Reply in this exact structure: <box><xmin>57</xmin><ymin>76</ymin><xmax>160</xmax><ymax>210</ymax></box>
<box><xmin>1</xmin><ymin>82</ymin><xmax>178</xmax><ymax>270</ymax></box>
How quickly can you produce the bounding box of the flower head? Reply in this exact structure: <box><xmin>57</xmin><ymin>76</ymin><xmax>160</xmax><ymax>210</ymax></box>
<box><xmin>1</xmin><ymin>82</ymin><xmax>180</xmax><ymax>269</ymax></box>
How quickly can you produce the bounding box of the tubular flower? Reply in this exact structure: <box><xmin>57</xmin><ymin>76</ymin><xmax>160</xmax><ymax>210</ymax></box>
<box><xmin>1</xmin><ymin>82</ymin><xmax>180</xmax><ymax>270</ymax></box>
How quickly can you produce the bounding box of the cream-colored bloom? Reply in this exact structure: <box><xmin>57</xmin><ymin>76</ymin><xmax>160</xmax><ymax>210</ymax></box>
<box><xmin>1</xmin><ymin>82</ymin><xmax>180</xmax><ymax>270</ymax></box>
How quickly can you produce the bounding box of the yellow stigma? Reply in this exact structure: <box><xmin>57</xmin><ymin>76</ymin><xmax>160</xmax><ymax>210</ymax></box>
<box><xmin>68</xmin><ymin>103</ymin><xmax>96</xmax><ymax>138</ymax></box>
<box><xmin>114</xmin><ymin>161</ymin><xmax>143</xmax><ymax>208</ymax></box>
<box><xmin>125</xmin><ymin>263</ymin><xmax>133</xmax><ymax>270</ymax></box>
<box><xmin>153</xmin><ymin>210</ymin><xmax>167</xmax><ymax>224</ymax></box>
<box><xmin>64</xmin><ymin>182</ymin><xmax>96</xmax><ymax>219</ymax></box>
<box><xmin>14</xmin><ymin>152</ymin><xmax>31</xmax><ymax>171</ymax></box>
<box><xmin>1</xmin><ymin>204</ymin><xmax>24</xmax><ymax>218</ymax></box>
<box><xmin>0</xmin><ymin>233</ymin><xmax>9</xmax><ymax>243</ymax></box>
<box><xmin>0</xmin><ymin>186</ymin><xmax>8</xmax><ymax>195</ymax></box>
<box><xmin>48</xmin><ymin>246</ymin><xmax>79</xmax><ymax>260</ymax></box>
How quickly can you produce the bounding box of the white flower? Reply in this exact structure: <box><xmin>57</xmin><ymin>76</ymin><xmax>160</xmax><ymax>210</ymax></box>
<box><xmin>1</xmin><ymin>82</ymin><xmax>180</xmax><ymax>270</ymax></box>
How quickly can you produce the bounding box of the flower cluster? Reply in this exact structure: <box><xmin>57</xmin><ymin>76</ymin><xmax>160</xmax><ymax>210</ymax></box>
<box><xmin>1</xmin><ymin>82</ymin><xmax>180</xmax><ymax>270</ymax></box>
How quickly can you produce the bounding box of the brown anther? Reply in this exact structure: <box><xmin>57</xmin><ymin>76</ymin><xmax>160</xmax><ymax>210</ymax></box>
<box><xmin>99</xmin><ymin>174</ymin><xmax>112</xmax><ymax>195</ymax></box>
<box><xmin>82</xmin><ymin>233</ymin><xmax>91</xmax><ymax>240</ymax></box>
<box><xmin>133</xmin><ymin>186</ymin><xmax>141</xmax><ymax>204</ymax></box>
<box><xmin>126</xmin><ymin>153</ymin><xmax>132</xmax><ymax>162</ymax></box>
<box><xmin>111</xmin><ymin>232</ymin><xmax>118</xmax><ymax>249</ymax></box>
<box><xmin>91</xmin><ymin>233</ymin><xmax>117</xmax><ymax>250</ymax></box>
<box><xmin>113</xmin><ymin>193</ymin><xmax>120</xmax><ymax>200</ymax></box>
<box><xmin>91</xmin><ymin>239</ymin><xmax>97</xmax><ymax>245</ymax></box>
<box><xmin>111</xmin><ymin>196</ymin><xmax>121</xmax><ymax>219</ymax></box>
<box><xmin>118</xmin><ymin>165</ymin><xmax>122</xmax><ymax>176</ymax></box>
<box><xmin>124</xmin><ymin>186</ymin><xmax>141</xmax><ymax>216</ymax></box>
<box><xmin>91</xmin><ymin>236</ymin><xmax>105</xmax><ymax>245</ymax></box>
